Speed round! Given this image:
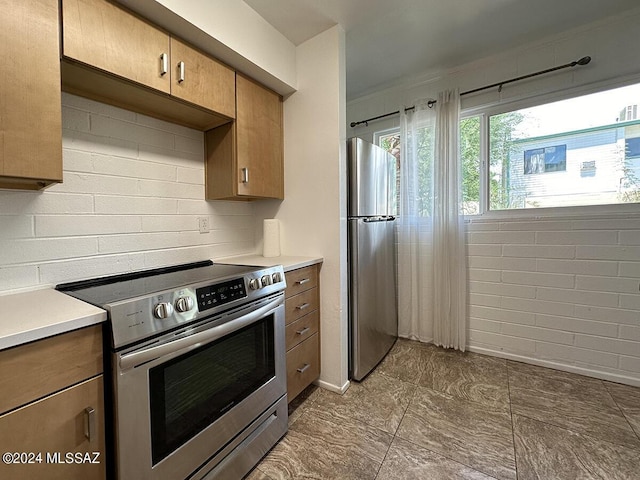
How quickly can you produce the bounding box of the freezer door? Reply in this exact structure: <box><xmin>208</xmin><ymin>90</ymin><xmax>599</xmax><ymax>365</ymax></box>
<box><xmin>348</xmin><ymin>138</ymin><xmax>397</xmax><ymax>217</ymax></box>
<box><xmin>349</xmin><ymin>218</ymin><xmax>398</xmax><ymax>381</ymax></box>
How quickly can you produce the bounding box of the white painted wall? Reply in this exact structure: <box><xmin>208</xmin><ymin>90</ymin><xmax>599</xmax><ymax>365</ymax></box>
<box><xmin>347</xmin><ymin>7</ymin><xmax>640</xmax><ymax>386</ymax></box>
<box><xmin>255</xmin><ymin>25</ymin><xmax>349</xmax><ymax>393</ymax></box>
<box><xmin>0</xmin><ymin>93</ymin><xmax>255</xmax><ymax>294</ymax></box>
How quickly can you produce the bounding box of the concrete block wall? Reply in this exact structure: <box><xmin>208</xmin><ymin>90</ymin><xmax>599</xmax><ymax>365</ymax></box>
<box><xmin>0</xmin><ymin>93</ymin><xmax>256</xmax><ymax>293</ymax></box>
<box><xmin>467</xmin><ymin>213</ymin><xmax>640</xmax><ymax>385</ymax></box>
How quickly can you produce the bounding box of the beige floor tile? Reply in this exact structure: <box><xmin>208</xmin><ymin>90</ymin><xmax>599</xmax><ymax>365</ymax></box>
<box><xmin>287</xmin><ymin>383</ymin><xmax>320</xmax><ymax>426</ymax></box>
<box><xmin>514</xmin><ymin>414</ymin><xmax>640</xmax><ymax>480</ymax></box>
<box><xmin>256</xmin><ymin>347</ymin><xmax>640</xmax><ymax>479</ymax></box>
<box><xmin>311</xmin><ymin>370</ymin><xmax>416</xmax><ymax>435</ymax></box>
<box><xmin>257</xmin><ymin>408</ymin><xmax>392</xmax><ymax>480</ymax></box>
<box><xmin>396</xmin><ymin>386</ymin><xmax>516</xmax><ymax>480</ymax></box>
<box><xmin>376</xmin><ymin>437</ymin><xmax>497</xmax><ymax>480</ymax></box>
<box><xmin>376</xmin><ymin>339</ymin><xmax>435</xmax><ymax>384</ymax></box>
<box><xmin>508</xmin><ymin>361</ymin><xmax>640</xmax><ymax>448</ymax></box>
<box><xmin>419</xmin><ymin>349</ymin><xmax>509</xmax><ymax>410</ymax></box>
<box><xmin>604</xmin><ymin>380</ymin><xmax>640</xmax><ymax>438</ymax></box>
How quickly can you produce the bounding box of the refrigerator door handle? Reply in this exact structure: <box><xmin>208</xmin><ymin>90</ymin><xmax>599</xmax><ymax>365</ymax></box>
<box><xmin>362</xmin><ymin>215</ymin><xmax>395</xmax><ymax>223</ymax></box>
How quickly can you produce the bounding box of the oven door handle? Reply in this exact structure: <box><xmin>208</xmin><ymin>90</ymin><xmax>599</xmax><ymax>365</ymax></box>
<box><xmin>119</xmin><ymin>296</ymin><xmax>283</xmax><ymax>371</ymax></box>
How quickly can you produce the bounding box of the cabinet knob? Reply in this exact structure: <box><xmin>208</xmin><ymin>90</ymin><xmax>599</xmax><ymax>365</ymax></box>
<box><xmin>296</xmin><ymin>303</ymin><xmax>310</xmax><ymax>311</ymax></box>
<box><xmin>241</xmin><ymin>167</ymin><xmax>249</xmax><ymax>184</ymax></box>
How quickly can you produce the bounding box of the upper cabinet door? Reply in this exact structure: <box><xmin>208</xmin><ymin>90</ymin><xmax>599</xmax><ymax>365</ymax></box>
<box><xmin>170</xmin><ymin>38</ymin><xmax>236</xmax><ymax>119</ymax></box>
<box><xmin>62</xmin><ymin>0</ymin><xmax>170</xmax><ymax>93</ymax></box>
<box><xmin>0</xmin><ymin>0</ymin><xmax>62</xmax><ymax>189</ymax></box>
<box><xmin>236</xmin><ymin>74</ymin><xmax>284</xmax><ymax>199</ymax></box>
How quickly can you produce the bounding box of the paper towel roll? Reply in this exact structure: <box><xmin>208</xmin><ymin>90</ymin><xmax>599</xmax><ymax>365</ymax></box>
<box><xmin>263</xmin><ymin>219</ymin><xmax>281</xmax><ymax>258</ymax></box>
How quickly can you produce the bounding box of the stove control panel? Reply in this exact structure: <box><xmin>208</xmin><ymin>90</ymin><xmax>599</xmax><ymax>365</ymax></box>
<box><xmin>197</xmin><ymin>277</ymin><xmax>247</xmax><ymax>312</ymax></box>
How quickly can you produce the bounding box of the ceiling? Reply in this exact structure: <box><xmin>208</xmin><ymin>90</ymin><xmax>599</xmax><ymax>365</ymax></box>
<box><xmin>244</xmin><ymin>0</ymin><xmax>640</xmax><ymax>100</ymax></box>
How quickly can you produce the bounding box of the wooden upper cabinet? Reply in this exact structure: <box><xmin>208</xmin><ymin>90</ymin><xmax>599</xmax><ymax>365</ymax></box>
<box><xmin>170</xmin><ymin>38</ymin><xmax>235</xmax><ymax>119</ymax></box>
<box><xmin>60</xmin><ymin>0</ymin><xmax>234</xmax><ymax>130</ymax></box>
<box><xmin>236</xmin><ymin>74</ymin><xmax>284</xmax><ymax>199</ymax></box>
<box><xmin>0</xmin><ymin>0</ymin><xmax>62</xmax><ymax>190</ymax></box>
<box><xmin>62</xmin><ymin>0</ymin><xmax>171</xmax><ymax>93</ymax></box>
<box><xmin>206</xmin><ymin>75</ymin><xmax>284</xmax><ymax>200</ymax></box>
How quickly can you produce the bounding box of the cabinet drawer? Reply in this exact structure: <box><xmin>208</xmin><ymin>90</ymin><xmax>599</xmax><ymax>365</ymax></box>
<box><xmin>285</xmin><ymin>310</ymin><xmax>319</xmax><ymax>351</ymax></box>
<box><xmin>285</xmin><ymin>265</ymin><xmax>318</xmax><ymax>298</ymax></box>
<box><xmin>0</xmin><ymin>325</ymin><xmax>103</xmax><ymax>415</ymax></box>
<box><xmin>286</xmin><ymin>333</ymin><xmax>320</xmax><ymax>402</ymax></box>
<box><xmin>0</xmin><ymin>375</ymin><xmax>105</xmax><ymax>480</ymax></box>
<box><xmin>285</xmin><ymin>288</ymin><xmax>318</xmax><ymax>325</ymax></box>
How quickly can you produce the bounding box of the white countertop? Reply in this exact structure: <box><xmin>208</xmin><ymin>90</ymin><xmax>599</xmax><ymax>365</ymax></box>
<box><xmin>0</xmin><ymin>289</ymin><xmax>107</xmax><ymax>351</ymax></box>
<box><xmin>215</xmin><ymin>254</ymin><xmax>323</xmax><ymax>272</ymax></box>
<box><xmin>0</xmin><ymin>256</ymin><xmax>322</xmax><ymax>351</ymax></box>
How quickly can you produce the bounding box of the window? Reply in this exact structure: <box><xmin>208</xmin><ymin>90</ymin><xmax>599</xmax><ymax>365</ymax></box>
<box><xmin>489</xmin><ymin>83</ymin><xmax>640</xmax><ymax>210</ymax></box>
<box><xmin>376</xmin><ymin>117</ymin><xmax>481</xmax><ymax>216</ymax></box>
<box><xmin>375</xmin><ymin>81</ymin><xmax>640</xmax><ymax>216</ymax></box>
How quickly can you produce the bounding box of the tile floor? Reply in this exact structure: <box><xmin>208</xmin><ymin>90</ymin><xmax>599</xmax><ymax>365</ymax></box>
<box><xmin>249</xmin><ymin>339</ymin><xmax>640</xmax><ymax>479</ymax></box>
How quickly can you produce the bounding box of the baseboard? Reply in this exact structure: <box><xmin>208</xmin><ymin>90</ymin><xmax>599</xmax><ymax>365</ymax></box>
<box><xmin>468</xmin><ymin>345</ymin><xmax>640</xmax><ymax>388</ymax></box>
<box><xmin>315</xmin><ymin>378</ymin><xmax>350</xmax><ymax>395</ymax></box>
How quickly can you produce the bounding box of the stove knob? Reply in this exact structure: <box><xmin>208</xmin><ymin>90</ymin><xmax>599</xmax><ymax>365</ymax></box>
<box><xmin>175</xmin><ymin>296</ymin><xmax>194</xmax><ymax>313</ymax></box>
<box><xmin>271</xmin><ymin>272</ymin><xmax>282</xmax><ymax>283</ymax></box>
<box><xmin>261</xmin><ymin>275</ymin><xmax>273</xmax><ymax>286</ymax></box>
<box><xmin>154</xmin><ymin>302</ymin><xmax>174</xmax><ymax>319</ymax></box>
<box><xmin>249</xmin><ymin>278</ymin><xmax>261</xmax><ymax>290</ymax></box>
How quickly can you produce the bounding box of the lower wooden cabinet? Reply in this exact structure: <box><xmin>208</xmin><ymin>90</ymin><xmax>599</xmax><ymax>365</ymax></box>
<box><xmin>286</xmin><ymin>332</ymin><xmax>320</xmax><ymax>402</ymax></box>
<box><xmin>0</xmin><ymin>376</ymin><xmax>105</xmax><ymax>480</ymax></box>
<box><xmin>0</xmin><ymin>325</ymin><xmax>105</xmax><ymax>480</ymax></box>
<box><xmin>284</xmin><ymin>264</ymin><xmax>321</xmax><ymax>402</ymax></box>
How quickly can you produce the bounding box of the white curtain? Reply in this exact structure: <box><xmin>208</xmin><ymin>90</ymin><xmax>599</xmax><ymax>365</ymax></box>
<box><xmin>397</xmin><ymin>90</ymin><xmax>467</xmax><ymax>350</ymax></box>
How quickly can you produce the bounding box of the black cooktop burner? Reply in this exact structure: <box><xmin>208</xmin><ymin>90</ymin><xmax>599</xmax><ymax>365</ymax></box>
<box><xmin>56</xmin><ymin>260</ymin><xmax>258</xmax><ymax>307</ymax></box>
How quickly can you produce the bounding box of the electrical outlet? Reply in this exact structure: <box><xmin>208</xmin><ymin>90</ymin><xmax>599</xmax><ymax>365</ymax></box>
<box><xmin>198</xmin><ymin>217</ymin><xmax>210</xmax><ymax>233</ymax></box>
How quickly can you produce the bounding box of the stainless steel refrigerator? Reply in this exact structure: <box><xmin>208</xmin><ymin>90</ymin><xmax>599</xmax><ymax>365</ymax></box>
<box><xmin>347</xmin><ymin>137</ymin><xmax>398</xmax><ymax>381</ymax></box>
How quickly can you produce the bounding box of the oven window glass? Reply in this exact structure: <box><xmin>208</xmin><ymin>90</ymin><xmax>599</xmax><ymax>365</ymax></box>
<box><xmin>149</xmin><ymin>315</ymin><xmax>275</xmax><ymax>465</ymax></box>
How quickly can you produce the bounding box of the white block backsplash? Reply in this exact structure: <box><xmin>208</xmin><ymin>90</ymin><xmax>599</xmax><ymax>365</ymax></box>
<box><xmin>0</xmin><ymin>93</ymin><xmax>256</xmax><ymax>293</ymax></box>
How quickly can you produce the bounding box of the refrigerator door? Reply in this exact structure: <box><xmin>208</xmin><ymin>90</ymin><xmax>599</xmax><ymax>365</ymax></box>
<box><xmin>348</xmin><ymin>137</ymin><xmax>396</xmax><ymax>217</ymax></box>
<box><xmin>349</xmin><ymin>217</ymin><xmax>398</xmax><ymax>381</ymax></box>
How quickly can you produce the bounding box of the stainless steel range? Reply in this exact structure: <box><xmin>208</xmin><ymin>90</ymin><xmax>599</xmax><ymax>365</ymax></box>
<box><xmin>57</xmin><ymin>260</ymin><xmax>288</xmax><ymax>480</ymax></box>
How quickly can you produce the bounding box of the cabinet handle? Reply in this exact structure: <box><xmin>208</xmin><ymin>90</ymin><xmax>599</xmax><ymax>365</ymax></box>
<box><xmin>178</xmin><ymin>61</ymin><xmax>185</xmax><ymax>83</ymax></box>
<box><xmin>84</xmin><ymin>407</ymin><xmax>96</xmax><ymax>442</ymax></box>
<box><xmin>296</xmin><ymin>303</ymin><xmax>310</xmax><ymax>311</ymax></box>
<box><xmin>241</xmin><ymin>167</ymin><xmax>249</xmax><ymax>184</ymax></box>
<box><xmin>296</xmin><ymin>326</ymin><xmax>310</xmax><ymax>336</ymax></box>
<box><xmin>296</xmin><ymin>278</ymin><xmax>310</xmax><ymax>285</ymax></box>
<box><xmin>297</xmin><ymin>363</ymin><xmax>310</xmax><ymax>374</ymax></box>
<box><xmin>160</xmin><ymin>53</ymin><xmax>168</xmax><ymax>76</ymax></box>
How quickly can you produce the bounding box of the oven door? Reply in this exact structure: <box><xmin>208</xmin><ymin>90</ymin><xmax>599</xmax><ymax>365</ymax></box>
<box><xmin>113</xmin><ymin>293</ymin><xmax>286</xmax><ymax>480</ymax></box>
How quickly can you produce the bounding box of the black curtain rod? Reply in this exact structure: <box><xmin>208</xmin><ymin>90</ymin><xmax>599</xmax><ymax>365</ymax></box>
<box><xmin>350</xmin><ymin>55</ymin><xmax>591</xmax><ymax>128</ymax></box>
